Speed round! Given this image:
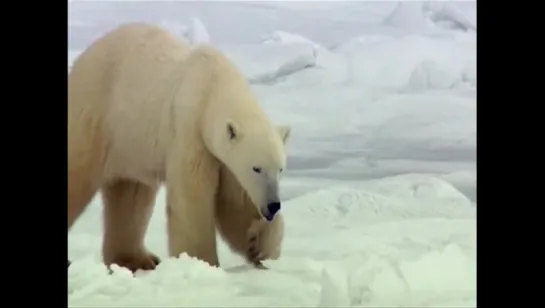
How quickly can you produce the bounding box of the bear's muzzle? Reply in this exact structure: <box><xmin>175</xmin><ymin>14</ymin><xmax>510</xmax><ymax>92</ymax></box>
<box><xmin>262</xmin><ymin>201</ymin><xmax>281</xmax><ymax>221</ymax></box>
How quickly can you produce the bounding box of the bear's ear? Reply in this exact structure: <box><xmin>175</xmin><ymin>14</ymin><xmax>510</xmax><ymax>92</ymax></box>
<box><xmin>226</xmin><ymin>120</ymin><xmax>241</xmax><ymax>142</ymax></box>
<box><xmin>277</xmin><ymin>125</ymin><xmax>291</xmax><ymax>144</ymax></box>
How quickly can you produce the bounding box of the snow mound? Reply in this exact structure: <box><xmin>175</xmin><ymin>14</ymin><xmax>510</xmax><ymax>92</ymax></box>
<box><xmin>383</xmin><ymin>1</ymin><xmax>476</xmax><ymax>33</ymax></box>
<box><xmin>69</xmin><ymin>174</ymin><xmax>475</xmax><ymax>307</ymax></box>
<box><xmin>283</xmin><ymin>174</ymin><xmax>474</xmax><ymax>224</ymax></box>
<box><xmin>188</xmin><ymin>17</ymin><xmax>210</xmax><ymax>44</ymax></box>
<box><xmin>383</xmin><ymin>1</ymin><xmax>432</xmax><ymax>31</ymax></box>
<box><xmin>319</xmin><ymin>262</ymin><xmax>350</xmax><ymax>306</ymax></box>
<box><xmin>439</xmin><ymin>171</ymin><xmax>476</xmax><ymax>190</ymax></box>
<box><xmin>157</xmin><ymin>17</ymin><xmax>210</xmax><ymax>44</ymax></box>
<box><xmin>335</xmin><ymin>34</ymin><xmax>475</xmax><ymax>90</ymax></box>
<box><xmin>361</xmin><ymin>174</ymin><xmax>473</xmax><ymax>207</ymax></box>
<box><xmin>259</xmin><ymin>30</ymin><xmax>348</xmax><ymax>85</ymax></box>
<box><xmin>425</xmin><ymin>2</ymin><xmax>477</xmax><ymax>32</ymax></box>
<box><xmin>346</xmin><ymin>243</ymin><xmax>475</xmax><ymax>306</ymax></box>
<box><xmin>219</xmin><ymin>44</ymin><xmax>317</xmax><ymax>84</ymax></box>
<box><xmin>262</xmin><ymin>30</ymin><xmax>321</xmax><ymax>50</ymax></box>
<box><xmin>69</xmin><ymin>254</ymin><xmax>230</xmax><ymax>307</ymax></box>
<box><xmin>69</xmin><ymin>27</ymin><xmax>474</xmax><ymax>91</ymax></box>
<box><xmin>157</xmin><ymin>20</ymin><xmax>189</xmax><ymax>41</ymax></box>
<box><xmin>255</xmin><ymin>86</ymin><xmax>474</xmax><ymax>175</ymax></box>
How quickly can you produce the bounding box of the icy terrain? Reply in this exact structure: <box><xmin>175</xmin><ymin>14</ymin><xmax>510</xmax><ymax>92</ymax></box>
<box><xmin>68</xmin><ymin>1</ymin><xmax>477</xmax><ymax>307</ymax></box>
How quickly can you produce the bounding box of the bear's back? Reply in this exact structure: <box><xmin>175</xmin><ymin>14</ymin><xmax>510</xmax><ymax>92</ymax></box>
<box><xmin>69</xmin><ymin>23</ymin><xmax>193</xmax><ymax>185</ymax></box>
<box><xmin>107</xmin><ymin>23</ymin><xmax>193</xmax><ymax>184</ymax></box>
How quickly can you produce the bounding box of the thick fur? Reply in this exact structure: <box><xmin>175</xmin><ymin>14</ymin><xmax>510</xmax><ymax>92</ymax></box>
<box><xmin>68</xmin><ymin>22</ymin><xmax>290</xmax><ymax>271</ymax></box>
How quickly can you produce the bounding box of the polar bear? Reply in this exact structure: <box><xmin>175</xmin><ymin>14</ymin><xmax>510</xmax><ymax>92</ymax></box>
<box><xmin>68</xmin><ymin>22</ymin><xmax>290</xmax><ymax>271</ymax></box>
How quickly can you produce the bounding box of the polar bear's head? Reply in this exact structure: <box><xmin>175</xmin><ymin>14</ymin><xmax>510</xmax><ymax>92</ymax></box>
<box><xmin>214</xmin><ymin>120</ymin><xmax>291</xmax><ymax>221</ymax></box>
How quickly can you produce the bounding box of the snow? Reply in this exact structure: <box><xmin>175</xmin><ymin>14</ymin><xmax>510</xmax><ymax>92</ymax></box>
<box><xmin>69</xmin><ymin>176</ymin><xmax>476</xmax><ymax>307</ymax></box>
<box><xmin>222</xmin><ymin>44</ymin><xmax>318</xmax><ymax>84</ymax></box>
<box><xmin>188</xmin><ymin>17</ymin><xmax>210</xmax><ymax>44</ymax></box>
<box><xmin>383</xmin><ymin>1</ymin><xmax>432</xmax><ymax>31</ymax></box>
<box><xmin>68</xmin><ymin>1</ymin><xmax>476</xmax><ymax>307</ymax></box>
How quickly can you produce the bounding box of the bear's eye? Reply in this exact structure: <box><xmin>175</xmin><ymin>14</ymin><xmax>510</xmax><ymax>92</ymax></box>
<box><xmin>252</xmin><ymin>167</ymin><xmax>262</xmax><ymax>174</ymax></box>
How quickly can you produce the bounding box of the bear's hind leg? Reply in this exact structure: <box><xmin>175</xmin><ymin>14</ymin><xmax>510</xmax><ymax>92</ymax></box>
<box><xmin>68</xmin><ymin>121</ymin><xmax>105</xmax><ymax>268</ymax></box>
<box><xmin>68</xmin><ymin>162</ymin><xmax>102</xmax><ymax>230</ymax></box>
<box><xmin>101</xmin><ymin>179</ymin><xmax>160</xmax><ymax>272</ymax></box>
<box><xmin>68</xmin><ymin>152</ymin><xmax>104</xmax><ymax>267</ymax></box>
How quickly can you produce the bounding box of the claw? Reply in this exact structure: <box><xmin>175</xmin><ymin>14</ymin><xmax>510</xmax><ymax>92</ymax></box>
<box><xmin>253</xmin><ymin>260</ymin><xmax>268</xmax><ymax>270</ymax></box>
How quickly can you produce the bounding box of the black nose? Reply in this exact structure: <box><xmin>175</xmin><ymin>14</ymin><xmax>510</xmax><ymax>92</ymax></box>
<box><xmin>267</xmin><ymin>202</ymin><xmax>281</xmax><ymax>216</ymax></box>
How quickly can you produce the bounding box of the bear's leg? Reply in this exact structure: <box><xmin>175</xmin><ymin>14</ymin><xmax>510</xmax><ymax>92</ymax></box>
<box><xmin>214</xmin><ymin>199</ymin><xmax>257</xmax><ymax>261</ymax></box>
<box><xmin>101</xmin><ymin>179</ymin><xmax>160</xmax><ymax>272</ymax></box>
<box><xmin>68</xmin><ymin>122</ymin><xmax>106</xmax><ymax>270</ymax></box>
<box><xmin>216</xmin><ymin>202</ymin><xmax>284</xmax><ymax>268</ymax></box>
<box><xmin>165</xmin><ymin>151</ymin><xmax>220</xmax><ymax>267</ymax></box>
<box><xmin>68</xmin><ymin>155</ymin><xmax>103</xmax><ymax>230</ymax></box>
<box><xmin>68</xmin><ymin>138</ymin><xmax>105</xmax><ymax>267</ymax></box>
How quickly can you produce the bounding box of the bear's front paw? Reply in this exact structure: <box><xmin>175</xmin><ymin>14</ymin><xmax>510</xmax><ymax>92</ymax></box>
<box><xmin>106</xmin><ymin>251</ymin><xmax>161</xmax><ymax>273</ymax></box>
<box><xmin>247</xmin><ymin>235</ymin><xmax>268</xmax><ymax>269</ymax></box>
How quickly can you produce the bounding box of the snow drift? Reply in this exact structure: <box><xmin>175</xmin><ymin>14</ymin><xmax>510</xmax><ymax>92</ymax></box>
<box><xmin>69</xmin><ymin>16</ymin><xmax>475</xmax><ymax>91</ymax></box>
<box><xmin>69</xmin><ymin>175</ymin><xmax>476</xmax><ymax>307</ymax></box>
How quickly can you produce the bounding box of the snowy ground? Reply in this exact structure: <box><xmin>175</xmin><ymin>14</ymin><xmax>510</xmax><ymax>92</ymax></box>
<box><xmin>68</xmin><ymin>1</ymin><xmax>477</xmax><ymax>307</ymax></box>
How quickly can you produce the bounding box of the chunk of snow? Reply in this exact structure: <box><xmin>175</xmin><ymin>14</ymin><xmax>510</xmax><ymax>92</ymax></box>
<box><xmin>383</xmin><ymin>1</ymin><xmax>432</xmax><ymax>31</ymax></box>
<box><xmin>425</xmin><ymin>2</ymin><xmax>477</xmax><ymax>32</ymax></box>
<box><xmin>319</xmin><ymin>262</ymin><xmax>350</xmax><ymax>307</ymax></box>
<box><xmin>188</xmin><ymin>17</ymin><xmax>210</xmax><ymax>44</ymax></box>
<box><xmin>259</xmin><ymin>30</ymin><xmax>352</xmax><ymax>85</ymax></box>
<box><xmin>218</xmin><ymin>44</ymin><xmax>317</xmax><ymax>84</ymax></box>
<box><xmin>157</xmin><ymin>20</ymin><xmax>189</xmax><ymax>41</ymax></box>
<box><xmin>262</xmin><ymin>30</ymin><xmax>321</xmax><ymax>50</ymax></box>
<box><xmin>334</xmin><ymin>34</ymin><xmax>475</xmax><ymax>90</ymax></box>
